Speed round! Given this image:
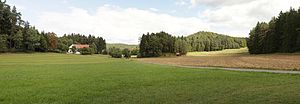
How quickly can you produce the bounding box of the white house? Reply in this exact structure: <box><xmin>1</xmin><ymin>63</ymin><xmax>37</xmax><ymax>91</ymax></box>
<box><xmin>67</xmin><ymin>44</ymin><xmax>90</xmax><ymax>54</ymax></box>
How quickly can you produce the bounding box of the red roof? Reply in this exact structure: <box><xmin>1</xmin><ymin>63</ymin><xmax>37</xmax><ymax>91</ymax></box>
<box><xmin>73</xmin><ymin>44</ymin><xmax>89</xmax><ymax>49</ymax></box>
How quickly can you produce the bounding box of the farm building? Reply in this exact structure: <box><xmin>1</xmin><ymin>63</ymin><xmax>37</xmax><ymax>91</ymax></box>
<box><xmin>68</xmin><ymin>44</ymin><xmax>90</xmax><ymax>54</ymax></box>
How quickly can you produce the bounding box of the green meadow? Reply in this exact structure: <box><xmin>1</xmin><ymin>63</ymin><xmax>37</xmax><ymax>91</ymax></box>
<box><xmin>1</xmin><ymin>53</ymin><xmax>300</xmax><ymax>104</ymax></box>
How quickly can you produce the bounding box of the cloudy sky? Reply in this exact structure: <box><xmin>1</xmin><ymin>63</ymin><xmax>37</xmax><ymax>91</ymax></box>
<box><xmin>6</xmin><ymin>0</ymin><xmax>300</xmax><ymax>44</ymax></box>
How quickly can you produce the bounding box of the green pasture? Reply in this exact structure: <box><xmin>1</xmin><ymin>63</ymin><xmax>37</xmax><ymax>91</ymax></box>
<box><xmin>0</xmin><ymin>53</ymin><xmax>299</xmax><ymax>104</ymax></box>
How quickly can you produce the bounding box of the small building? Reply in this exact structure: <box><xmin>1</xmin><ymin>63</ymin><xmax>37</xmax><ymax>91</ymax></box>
<box><xmin>68</xmin><ymin>44</ymin><xmax>90</xmax><ymax>54</ymax></box>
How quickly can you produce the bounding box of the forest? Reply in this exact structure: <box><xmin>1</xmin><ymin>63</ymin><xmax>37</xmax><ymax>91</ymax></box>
<box><xmin>139</xmin><ymin>32</ymin><xmax>176</xmax><ymax>57</ymax></box>
<box><xmin>0</xmin><ymin>1</ymin><xmax>106</xmax><ymax>53</ymax></box>
<box><xmin>248</xmin><ymin>7</ymin><xmax>300</xmax><ymax>54</ymax></box>
<box><xmin>186</xmin><ymin>31</ymin><xmax>247</xmax><ymax>52</ymax></box>
<box><xmin>139</xmin><ymin>31</ymin><xmax>247</xmax><ymax>57</ymax></box>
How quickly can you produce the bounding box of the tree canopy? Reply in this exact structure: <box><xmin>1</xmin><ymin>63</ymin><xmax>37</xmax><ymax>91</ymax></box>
<box><xmin>139</xmin><ymin>31</ymin><xmax>176</xmax><ymax>57</ymax></box>
<box><xmin>248</xmin><ymin>7</ymin><xmax>300</xmax><ymax>54</ymax></box>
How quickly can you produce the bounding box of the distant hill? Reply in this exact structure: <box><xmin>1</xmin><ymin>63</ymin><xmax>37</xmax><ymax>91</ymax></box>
<box><xmin>106</xmin><ymin>43</ymin><xmax>138</xmax><ymax>50</ymax></box>
<box><xmin>186</xmin><ymin>31</ymin><xmax>247</xmax><ymax>52</ymax></box>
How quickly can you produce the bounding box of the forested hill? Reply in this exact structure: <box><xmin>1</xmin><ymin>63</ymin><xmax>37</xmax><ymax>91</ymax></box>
<box><xmin>107</xmin><ymin>43</ymin><xmax>138</xmax><ymax>50</ymax></box>
<box><xmin>186</xmin><ymin>31</ymin><xmax>247</xmax><ymax>52</ymax></box>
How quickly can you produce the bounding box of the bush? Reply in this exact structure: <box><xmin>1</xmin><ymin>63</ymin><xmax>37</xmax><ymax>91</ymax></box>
<box><xmin>108</xmin><ymin>47</ymin><xmax>122</xmax><ymax>58</ymax></box>
<box><xmin>131</xmin><ymin>48</ymin><xmax>139</xmax><ymax>55</ymax></box>
<box><xmin>122</xmin><ymin>48</ymin><xmax>131</xmax><ymax>58</ymax></box>
<box><xmin>102</xmin><ymin>49</ymin><xmax>108</xmax><ymax>55</ymax></box>
<box><xmin>162</xmin><ymin>53</ymin><xmax>176</xmax><ymax>57</ymax></box>
<box><xmin>57</xmin><ymin>43</ymin><xmax>69</xmax><ymax>52</ymax></box>
<box><xmin>48</xmin><ymin>49</ymin><xmax>61</xmax><ymax>53</ymax></box>
<box><xmin>80</xmin><ymin>47</ymin><xmax>93</xmax><ymax>55</ymax></box>
<box><xmin>137</xmin><ymin>53</ymin><xmax>142</xmax><ymax>58</ymax></box>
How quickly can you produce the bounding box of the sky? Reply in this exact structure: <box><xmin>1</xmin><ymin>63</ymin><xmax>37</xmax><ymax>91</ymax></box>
<box><xmin>6</xmin><ymin>0</ymin><xmax>300</xmax><ymax>44</ymax></box>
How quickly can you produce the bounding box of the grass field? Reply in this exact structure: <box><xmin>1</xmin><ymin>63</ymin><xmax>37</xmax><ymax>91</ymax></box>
<box><xmin>1</xmin><ymin>53</ymin><xmax>300</xmax><ymax>103</ymax></box>
<box><xmin>139</xmin><ymin>48</ymin><xmax>300</xmax><ymax>70</ymax></box>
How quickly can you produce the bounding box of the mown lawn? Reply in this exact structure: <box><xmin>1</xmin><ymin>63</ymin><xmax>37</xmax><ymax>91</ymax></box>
<box><xmin>0</xmin><ymin>53</ymin><xmax>300</xmax><ymax>104</ymax></box>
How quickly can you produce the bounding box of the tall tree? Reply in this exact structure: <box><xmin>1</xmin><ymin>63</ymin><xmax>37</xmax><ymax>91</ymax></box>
<box><xmin>0</xmin><ymin>34</ymin><xmax>8</xmax><ymax>52</ymax></box>
<box><xmin>47</xmin><ymin>32</ymin><xmax>58</xmax><ymax>50</ymax></box>
<box><xmin>174</xmin><ymin>37</ymin><xmax>188</xmax><ymax>55</ymax></box>
<box><xmin>39</xmin><ymin>34</ymin><xmax>48</xmax><ymax>52</ymax></box>
<box><xmin>13</xmin><ymin>30</ymin><xmax>23</xmax><ymax>50</ymax></box>
<box><xmin>23</xmin><ymin>26</ymin><xmax>40</xmax><ymax>51</ymax></box>
<box><xmin>9</xmin><ymin>6</ymin><xmax>21</xmax><ymax>49</ymax></box>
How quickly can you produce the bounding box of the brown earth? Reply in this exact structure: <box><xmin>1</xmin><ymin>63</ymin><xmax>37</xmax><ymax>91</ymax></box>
<box><xmin>136</xmin><ymin>54</ymin><xmax>300</xmax><ymax>70</ymax></box>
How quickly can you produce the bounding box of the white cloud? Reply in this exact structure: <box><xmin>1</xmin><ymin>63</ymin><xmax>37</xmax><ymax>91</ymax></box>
<box><xmin>197</xmin><ymin>0</ymin><xmax>300</xmax><ymax>37</ymax></box>
<box><xmin>62</xmin><ymin>0</ymin><xmax>68</xmax><ymax>4</ymax></box>
<box><xmin>149</xmin><ymin>8</ymin><xmax>159</xmax><ymax>12</ymax></box>
<box><xmin>175</xmin><ymin>0</ymin><xmax>188</xmax><ymax>6</ymax></box>
<box><xmin>36</xmin><ymin>0</ymin><xmax>300</xmax><ymax>44</ymax></box>
<box><xmin>190</xmin><ymin>0</ymin><xmax>254</xmax><ymax>7</ymax></box>
<box><xmin>37</xmin><ymin>5</ymin><xmax>209</xmax><ymax>44</ymax></box>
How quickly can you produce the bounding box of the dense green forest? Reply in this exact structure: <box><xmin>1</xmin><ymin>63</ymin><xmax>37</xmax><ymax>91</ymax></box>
<box><xmin>139</xmin><ymin>31</ymin><xmax>246</xmax><ymax>57</ymax></box>
<box><xmin>0</xmin><ymin>1</ymin><xmax>106</xmax><ymax>53</ymax></box>
<box><xmin>186</xmin><ymin>31</ymin><xmax>247</xmax><ymax>52</ymax></box>
<box><xmin>248</xmin><ymin>7</ymin><xmax>300</xmax><ymax>54</ymax></box>
<box><xmin>139</xmin><ymin>32</ymin><xmax>176</xmax><ymax>57</ymax></box>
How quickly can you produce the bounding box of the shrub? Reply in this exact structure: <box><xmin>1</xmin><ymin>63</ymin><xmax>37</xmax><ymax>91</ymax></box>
<box><xmin>102</xmin><ymin>49</ymin><xmax>108</xmax><ymax>55</ymax></box>
<box><xmin>131</xmin><ymin>48</ymin><xmax>139</xmax><ymax>55</ymax></box>
<box><xmin>137</xmin><ymin>53</ymin><xmax>142</xmax><ymax>58</ymax></box>
<box><xmin>108</xmin><ymin>47</ymin><xmax>122</xmax><ymax>58</ymax></box>
<box><xmin>48</xmin><ymin>49</ymin><xmax>61</xmax><ymax>53</ymax></box>
<box><xmin>80</xmin><ymin>47</ymin><xmax>93</xmax><ymax>55</ymax></box>
<box><xmin>122</xmin><ymin>48</ymin><xmax>131</xmax><ymax>58</ymax></box>
<box><xmin>162</xmin><ymin>53</ymin><xmax>176</xmax><ymax>57</ymax></box>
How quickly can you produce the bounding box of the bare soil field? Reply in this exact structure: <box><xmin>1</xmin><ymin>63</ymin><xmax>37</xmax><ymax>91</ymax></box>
<box><xmin>137</xmin><ymin>54</ymin><xmax>300</xmax><ymax>70</ymax></box>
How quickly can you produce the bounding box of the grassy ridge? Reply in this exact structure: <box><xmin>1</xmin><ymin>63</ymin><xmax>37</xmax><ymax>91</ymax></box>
<box><xmin>0</xmin><ymin>54</ymin><xmax>300</xmax><ymax>103</ymax></box>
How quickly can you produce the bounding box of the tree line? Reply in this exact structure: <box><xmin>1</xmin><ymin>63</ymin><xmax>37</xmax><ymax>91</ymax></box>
<box><xmin>0</xmin><ymin>1</ymin><xmax>106</xmax><ymax>53</ymax></box>
<box><xmin>139</xmin><ymin>32</ymin><xmax>176</xmax><ymax>57</ymax></box>
<box><xmin>61</xmin><ymin>34</ymin><xmax>106</xmax><ymax>54</ymax></box>
<box><xmin>139</xmin><ymin>31</ymin><xmax>246</xmax><ymax>57</ymax></box>
<box><xmin>248</xmin><ymin>7</ymin><xmax>300</xmax><ymax>54</ymax></box>
<box><xmin>107</xmin><ymin>47</ymin><xmax>136</xmax><ymax>58</ymax></box>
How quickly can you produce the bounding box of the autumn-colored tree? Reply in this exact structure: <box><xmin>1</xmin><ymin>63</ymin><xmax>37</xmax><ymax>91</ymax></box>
<box><xmin>47</xmin><ymin>32</ymin><xmax>58</xmax><ymax>51</ymax></box>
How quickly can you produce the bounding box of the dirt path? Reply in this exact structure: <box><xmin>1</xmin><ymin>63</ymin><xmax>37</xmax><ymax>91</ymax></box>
<box><xmin>142</xmin><ymin>62</ymin><xmax>300</xmax><ymax>74</ymax></box>
<box><xmin>179</xmin><ymin>66</ymin><xmax>300</xmax><ymax>74</ymax></box>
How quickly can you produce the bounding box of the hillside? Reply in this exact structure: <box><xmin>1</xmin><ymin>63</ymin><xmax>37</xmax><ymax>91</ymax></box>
<box><xmin>107</xmin><ymin>43</ymin><xmax>138</xmax><ymax>50</ymax></box>
<box><xmin>186</xmin><ymin>31</ymin><xmax>247</xmax><ymax>52</ymax></box>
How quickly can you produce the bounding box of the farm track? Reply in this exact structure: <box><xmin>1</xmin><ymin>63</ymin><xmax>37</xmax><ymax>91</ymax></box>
<box><xmin>140</xmin><ymin>61</ymin><xmax>300</xmax><ymax>74</ymax></box>
<box><xmin>179</xmin><ymin>66</ymin><xmax>300</xmax><ymax>74</ymax></box>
